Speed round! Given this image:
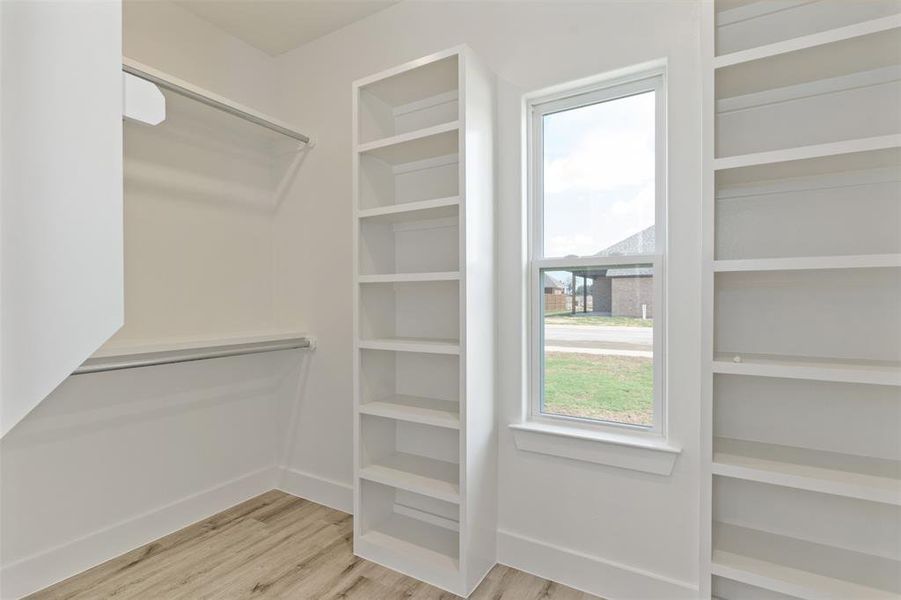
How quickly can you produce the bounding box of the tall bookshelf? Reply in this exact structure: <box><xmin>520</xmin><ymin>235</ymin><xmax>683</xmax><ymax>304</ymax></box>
<box><xmin>351</xmin><ymin>46</ymin><xmax>497</xmax><ymax>596</ymax></box>
<box><xmin>702</xmin><ymin>2</ymin><xmax>901</xmax><ymax>599</ymax></box>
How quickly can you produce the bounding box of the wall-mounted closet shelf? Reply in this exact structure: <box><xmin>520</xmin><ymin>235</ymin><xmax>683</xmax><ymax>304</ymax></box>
<box><xmin>359</xmin><ymin>396</ymin><xmax>460</xmax><ymax>429</ymax></box>
<box><xmin>713</xmin><ymin>13</ymin><xmax>901</xmax><ymax>69</ymax></box>
<box><xmin>714</xmin><ymin>134</ymin><xmax>901</xmax><ymax>171</ymax></box>
<box><xmin>358</xmin><ymin>272</ymin><xmax>460</xmax><ymax>283</ymax></box>
<box><xmin>713</xmin><ymin>440</ymin><xmax>901</xmax><ymax>506</ymax></box>
<box><xmin>360</xmin><ymin>453</ymin><xmax>461</xmax><ymax>503</ymax></box>
<box><xmin>123</xmin><ymin>58</ymin><xmax>312</xmax><ymax>145</ymax></box>
<box><xmin>712</xmin><ymin>354</ymin><xmax>901</xmax><ymax>386</ymax></box>
<box><xmin>711</xmin><ymin>550</ymin><xmax>900</xmax><ymax>600</ymax></box>
<box><xmin>357</xmin><ymin>122</ymin><xmax>459</xmax><ymax>164</ymax></box>
<box><xmin>358</xmin><ymin>338</ymin><xmax>460</xmax><ymax>355</ymax></box>
<box><xmin>75</xmin><ymin>335</ymin><xmax>314</xmax><ymax>374</ymax></box>
<box><xmin>357</xmin><ymin>197</ymin><xmax>461</xmax><ymax>223</ymax></box>
<box><xmin>713</xmin><ymin>254</ymin><xmax>901</xmax><ymax>272</ymax></box>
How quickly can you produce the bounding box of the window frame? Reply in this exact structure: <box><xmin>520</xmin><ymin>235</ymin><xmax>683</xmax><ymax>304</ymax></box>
<box><xmin>527</xmin><ymin>67</ymin><xmax>668</xmax><ymax>438</ymax></box>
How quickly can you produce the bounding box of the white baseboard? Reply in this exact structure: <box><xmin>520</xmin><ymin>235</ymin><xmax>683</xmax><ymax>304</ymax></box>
<box><xmin>0</xmin><ymin>466</ymin><xmax>278</xmax><ymax>600</ymax></box>
<box><xmin>497</xmin><ymin>529</ymin><xmax>698</xmax><ymax>600</ymax></box>
<box><xmin>276</xmin><ymin>466</ymin><xmax>353</xmax><ymax>514</ymax></box>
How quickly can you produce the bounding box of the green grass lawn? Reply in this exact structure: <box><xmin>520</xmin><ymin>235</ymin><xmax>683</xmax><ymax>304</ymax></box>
<box><xmin>543</xmin><ymin>352</ymin><xmax>653</xmax><ymax>426</ymax></box>
<box><xmin>544</xmin><ymin>312</ymin><xmax>652</xmax><ymax>327</ymax></box>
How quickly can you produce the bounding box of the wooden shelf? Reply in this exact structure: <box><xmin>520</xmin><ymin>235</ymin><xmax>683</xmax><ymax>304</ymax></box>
<box><xmin>713</xmin><ymin>438</ymin><xmax>901</xmax><ymax>506</ymax></box>
<box><xmin>712</xmin><ymin>353</ymin><xmax>901</xmax><ymax>386</ymax></box>
<box><xmin>357</xmin><ymin>121</ymin><xmax>459</xmax><ymax>165</ymax></box>
<box><xmin>711</xmin><ymin>550</ymin><xmax>899</xmax><ymax>600</ymax></box>
<box><xmin>713</xmin><ymin>254</ymin><xmax>901</xmax><ymax>272</ymax></box>
<box><xmin>714</xmin><ymin>134</ymin><xmax>901</xmax><ymax>171</ymax></box>
<box><xmin>359</xmin><ymin>452</ymin><xmax>460</xmax><ymax>503</ymax></box>
<box><xmin>358</xmin><ymin>272</ymin><xmax>460</xmax><ymax>284</ymax></box>
<box><xmin>359</xmin><ymin>337</ymin><xmax>460</xmax><ymax>355</ymax></box>
<box><xmin>713</xmin><ymin>14</ymin><xmax>901</xmax><ymax>69</ymax></box>
<box><xmin>359</xmin><ymin>395</ymin><xmax>459</xmax><ymax>429</ymax></box>
<box><xmin>357</xmin><ymin>196</ymin><xmax>460</xmax><ymax>224</ymax></box>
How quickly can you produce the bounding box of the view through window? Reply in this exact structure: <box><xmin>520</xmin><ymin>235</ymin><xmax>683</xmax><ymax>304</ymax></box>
<box><xmin>531</xmin><ymin>75</ymin><xmax>663</xmax><ymax>430</ymax></box>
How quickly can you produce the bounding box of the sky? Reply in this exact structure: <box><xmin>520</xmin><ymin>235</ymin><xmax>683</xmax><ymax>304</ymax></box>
<box><xmin>542</xmin><ymin>90</ymin><xmax>656</xmax><ymax>258</ymax></box>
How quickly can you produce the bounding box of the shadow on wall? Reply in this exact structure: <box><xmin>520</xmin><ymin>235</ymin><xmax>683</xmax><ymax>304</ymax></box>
<box><xmin>0</xmin><ymin>349</ymin><xmax>307</xmax><ymax>581</ymax></box>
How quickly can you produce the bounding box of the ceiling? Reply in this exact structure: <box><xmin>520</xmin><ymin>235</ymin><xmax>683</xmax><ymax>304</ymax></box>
<box><xmin>177</xmin><ymin>0</ymin><xmax>400</xmax><ymax>56</ymax></box>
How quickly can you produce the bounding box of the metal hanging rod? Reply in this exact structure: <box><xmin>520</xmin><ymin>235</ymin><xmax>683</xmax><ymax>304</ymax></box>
<box><xmin>74</xmin><ymin>336</ymin><xmax>314</xmax><ymax>375</ymax></box>
<box><xmin>123</xmin><ymin>60</ymin><xmax>312</xmax><ymax>145</ymax></box>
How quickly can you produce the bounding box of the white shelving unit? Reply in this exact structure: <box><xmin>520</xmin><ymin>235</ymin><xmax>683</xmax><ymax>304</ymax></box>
<box><xmin>702</xmin><ymin>3</ymin><xmax>901</xmax><ymax>599</ymax></box>
<box><xmin>352</xmin><ymin>46</ymin><xmax>497</xmax><ymax>596</ymax></box>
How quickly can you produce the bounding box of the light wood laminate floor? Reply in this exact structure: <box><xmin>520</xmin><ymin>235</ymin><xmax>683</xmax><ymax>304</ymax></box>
<box><xmin>27</xmin><ymin>490</ymin><xmax>601</xmax><ymax>600</ymax></box>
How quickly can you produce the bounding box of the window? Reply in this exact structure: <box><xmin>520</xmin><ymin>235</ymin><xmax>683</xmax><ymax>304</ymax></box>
<box><xmin>528</xmin><ymin>68</ymin><xmax>666</xmax><ymax>434</ymax></box>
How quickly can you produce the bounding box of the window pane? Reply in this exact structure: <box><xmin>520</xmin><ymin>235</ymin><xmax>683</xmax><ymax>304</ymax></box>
<box><xmin>542</xmin><ymin>91</ymin><xmax>656</xmax><ymax>259</ymax></box>
<box><xmin>541</xmin><ymin>265</ymin><xmax>654</xmax><ymax>427</ymax></box>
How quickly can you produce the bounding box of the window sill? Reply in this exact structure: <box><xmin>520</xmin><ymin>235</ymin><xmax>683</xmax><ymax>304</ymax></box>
<box><xmin>509</xmin><ymin>422</ymin><xmax>681</xmax><ymax>475</ymax></box>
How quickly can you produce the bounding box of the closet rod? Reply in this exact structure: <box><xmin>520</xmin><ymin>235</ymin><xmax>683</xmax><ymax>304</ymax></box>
<box><xmin>74</xmin><ymin>337</ymin><xmax>313</xmax><ymax>375</ymax></box>
<box><xmin>122</xmin><ymin>62</ymin><xmax>311</xmax><ymax>145</ymax></box>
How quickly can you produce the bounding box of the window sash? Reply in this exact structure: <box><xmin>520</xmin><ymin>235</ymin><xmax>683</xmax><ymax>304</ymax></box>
<box><xmin>530</xmin><ymin>255</ymin><xmax>665</xmax><ymax>435</ymax></box>
<box><xmin>529</xmin><ymin>70</ymin><xmax>665</xmax><ymax>261</ymax></box>
<box><xmin>526</xmin><ymin>68</ymin><xmax>667</xmax><ymax>436</ymax></box>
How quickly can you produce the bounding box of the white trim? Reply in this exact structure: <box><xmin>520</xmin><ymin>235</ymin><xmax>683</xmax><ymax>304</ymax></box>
<box><xmin>0</xmin><ymin>466</ymin><xmax>278</xmax><ymax>600</ymax></box>
<box><xmin>509</xmin><ymin>422</ymin><xmax>680</xmax><ymax>475</ymax></box>
<box><xmin>525</xmin><ymin>65</ymin><xmax>668</xmax><ymax>439</ymax></box>
<box><xmin>497</xmin><ymin>529</ymin><xmax>698</xmax><ymax>600</ymax></box>
<box><xmin>276</xmin><ymin>467</ymin><xmax>353</xmax><ymax>514</ymax></box>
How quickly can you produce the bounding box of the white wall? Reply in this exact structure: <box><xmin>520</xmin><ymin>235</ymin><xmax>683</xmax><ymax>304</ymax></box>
<box><xmin>1</xmin><ymin>3</ymin><xmax>702</xmax><ymax>598</ymax></box>
<box><xmin>0</xmin><ymin>3</ymin><xmax>312</xmax><ymax>597</ymax></box>
<box><xmin>271</xmin><ymin>2</ymin><xmax>702</xmax><ymax>597</ymax></box>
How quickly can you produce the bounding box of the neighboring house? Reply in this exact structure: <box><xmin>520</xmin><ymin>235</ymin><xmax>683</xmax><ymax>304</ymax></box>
<box><xmin>544</xmin><ymin>274</ymin><xmax>566</xmax><ymax>295</ymax></box>
<box><xmin>543</xmin><ymin>274</ymin><xmax>568</xmax><ymax>313</ymax></box>
<box><xmin>589</xmin><ymin>225</ymin><xmax>655</xmax><ymax>318</ymax></box>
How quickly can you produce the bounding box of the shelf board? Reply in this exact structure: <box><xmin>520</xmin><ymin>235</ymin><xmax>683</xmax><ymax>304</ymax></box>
<box><xmin>713</xmin><ymin>254</ymin><xmax>901</xmax><ymax>272</ymax></box>
<box><xmin>712</xmin><ymin>353</ymin><xmax>901</xmax><ymax>386</ymax></box>
<box><xmin>713</xmin><ymin>13</ymin><xmax>901</xmax><ymax>69</ymax></box>
<box><xmin>81</xmin><ymin>331</ymin><xmax>315</xmax><ymax>374</ymax></box>
<box><xmin>358</xmin><ymin>272</ymin><xmax>460</xmax><ymax>284</ymax></box>
<box><xmin>714</xmin><ymin>134</ymin><xmax>901</xmax><ymax>171</ymax></box>
<box><xmin>358</xmin><ymin>337</ymin><xmax>460</xmax><ymax>355</ymax></box>
<box><xmin>711</xmin><ymin>550</ymin><xmax>899</xmax><ymax>600</ymax></box>
<box><xmin>713</xmin><ymin>438</ymin><xmax>901</xmax><ymax>506</ymax></box>
<box><xmin>357</xmin><ymin>121</ymin><xmax>459</xmax><ymax>165</ymax></box>
<box><xmin>357</xmin><ymin>196</ymin><xmax>460</xmax><ymax>224</ymax></box>
<box><xmin>359</xmin><ymin>452</ymin><xmax>460</xmax><ymax>503</ymax></box>
<box><xmin>359</xmin><ymin>395</ymin><xmax>459</xmax><ymax>429</ymax></box>
<box><xmin>359</xmin><ymin>512</ymin><xmax>459</xmax><ymax>572</ymax></box>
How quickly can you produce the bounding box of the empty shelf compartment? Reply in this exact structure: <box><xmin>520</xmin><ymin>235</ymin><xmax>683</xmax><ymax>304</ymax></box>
<box><xmin>360</xmin><ymin>414</ymin><xmax>460</xmax><ymax>503</ymax></box>
<box><xmin>357</xmin><ymin>54</ymin><xmax>459</xmax><ymax>145</ymax></box>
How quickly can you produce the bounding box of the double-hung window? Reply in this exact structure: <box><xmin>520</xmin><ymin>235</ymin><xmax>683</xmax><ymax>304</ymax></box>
<box><xmin>528</xmin><ymin>68</ymin><xmax>666</xmax><ymax>435</ymax></box>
